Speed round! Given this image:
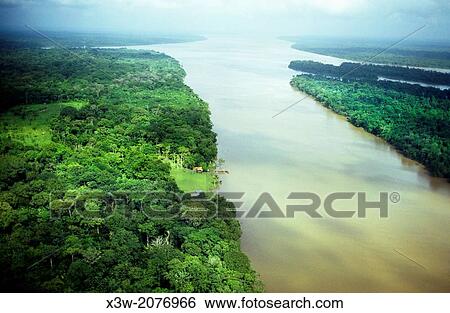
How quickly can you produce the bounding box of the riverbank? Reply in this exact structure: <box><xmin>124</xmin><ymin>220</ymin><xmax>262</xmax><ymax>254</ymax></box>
<box><xmin>0</xmin><ymin>45</ymin><xmax>262</xmax><ymax>292</ymax></box>
<box><xmin>145</xmin><ymin>37</ymin><xmax>450</xmax><ymax>292</ymax></box>
<box><xmin>290</xmin><ymin>73</ymin><xmax>449</xmax><ymax>179</ymax></box>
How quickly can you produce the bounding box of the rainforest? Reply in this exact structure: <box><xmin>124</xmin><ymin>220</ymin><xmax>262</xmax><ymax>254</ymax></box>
<box><xmin>0</xmin><ymin>44</ymin><xmax>262</xmax><ymax>292</ymax></box>
<box><xmin>289</xmin><ymin>63</ymin><xmax>450</xmax><ymax>179</ymax></box>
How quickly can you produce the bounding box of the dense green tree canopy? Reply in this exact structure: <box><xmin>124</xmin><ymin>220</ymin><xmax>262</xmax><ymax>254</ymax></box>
<box><xmin>289</xmin><ymin>60</ymin><xmax>450</xmax><ymax>85</ymax></box>
<box><xmin>291</xmin><ymin>74</ymin><xmax>450</xmax><ymax>178</ymax></box>
<box><xmin>0</xmin><ymin>47</ymin><xmax>261</xmax><ymax>292</ymax></box>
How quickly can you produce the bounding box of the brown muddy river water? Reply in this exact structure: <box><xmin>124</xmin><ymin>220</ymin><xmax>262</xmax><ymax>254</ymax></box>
<box><xmin>129</xmin><ymin>37</ymin><xmax>450</xmax><ymax>292</ymax></box>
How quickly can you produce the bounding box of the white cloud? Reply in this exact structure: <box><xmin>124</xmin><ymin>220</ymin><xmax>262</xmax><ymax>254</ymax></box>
<box><xmin>114</xmin><ymin>0</ymin><xmax>371</xmax><ymax>16</ymax></box>
<box><xmin>0</xmin><ymin>0</ymin><xmax>372</xmax><ymax>15</ymax></box>
<box><xmin>2</xmin><ymin>0</ymin><xmax>447</xmax><ymax>20</ymax></box>
<box><xmin>0</xmin><ymin>0</ymin><xmax>32</xmax><ymax>7</ymax></box>
<box><xmin>310</xmin><ymin>0</ymin><xmax>369</xmax><ymax>15</ymax></box>
<box><xmin>1</xmin><ymin>0</ymin><xmax>449</xmax><ymax>39</ymax></box>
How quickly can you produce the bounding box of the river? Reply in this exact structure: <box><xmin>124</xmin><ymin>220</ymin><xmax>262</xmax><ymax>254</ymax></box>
<box><xmin>127</xmin><ymin>37</ymin><xmax>450</xmax><ymax>292</ymax></box>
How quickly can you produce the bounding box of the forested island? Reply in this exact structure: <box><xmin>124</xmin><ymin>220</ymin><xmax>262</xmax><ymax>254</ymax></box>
<box><xmin>283</xmin><ymin>36</ymin><xmax>450</xmax><ymax>69</ymax></box>
<box><xmin>290</xmin><ymin>62</ymin><xmax>450</xmax><ymax>179</ymax></box>
<box><xmin>0</xmin><ymin>43</ymin><xmax>261</xmax><ymax>291</ymax></box>
<box><xmin>289</xmin><ymin>60</ymin><xmax>450</xmax><ymax>85</ymax></box>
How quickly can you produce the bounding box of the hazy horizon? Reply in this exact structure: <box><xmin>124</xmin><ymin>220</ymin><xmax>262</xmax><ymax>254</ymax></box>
<box><xmin>0</xmin><ymin>0</ymin><xmax>450</xmax><ymax>42</ymax></box>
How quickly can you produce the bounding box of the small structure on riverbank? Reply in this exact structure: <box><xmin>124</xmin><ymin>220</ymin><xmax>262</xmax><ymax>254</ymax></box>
<box><xmin>216</xmin><ymin>169</ymin><xmax>229</xmax><ymax>174</ymax></box>
<box><xmin>193</xmin><ymin>166</ymin><xmax>203</xmax><ymax>173</ymax></box>
<box><xmin>190</xmin><ymin>190</ymin><xmax>205</xmax><ymax>198</ymax></box>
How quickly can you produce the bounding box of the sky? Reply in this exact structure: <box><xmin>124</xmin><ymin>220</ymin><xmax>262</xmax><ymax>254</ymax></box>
<box><xmin>0</xmin><ymin>0</ymin><xmax>449</xmax><ymax>41</ymax></box>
